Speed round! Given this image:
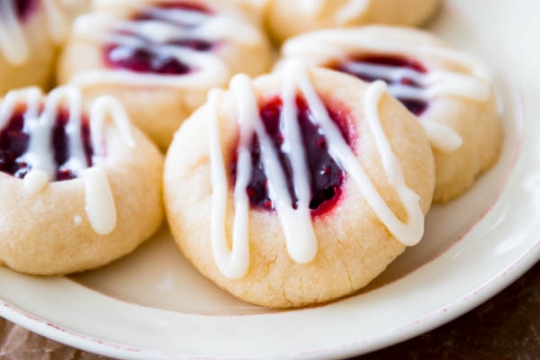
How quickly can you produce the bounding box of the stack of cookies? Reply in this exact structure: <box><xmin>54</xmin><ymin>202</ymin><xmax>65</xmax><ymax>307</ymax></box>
<box><xmin>0</xmin><ymin>0</ymin><xmax>502</xmax><ymax>308</ymax></box>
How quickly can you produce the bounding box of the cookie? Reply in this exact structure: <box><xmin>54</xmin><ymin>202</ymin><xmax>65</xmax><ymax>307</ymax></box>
<box><xmin>58</xmin><ymin>0</ymin><xmax>273</xmax><ymax>150</ymax></box>
<box><xmin>0</xmin><ymin>85</ymin><xmax>164</xmax><ymax>275</ymax></box>
<box><xmin>265</xmin><ymin>0</ymin><xmax>441</xmax><ymax>44</ymax></box>
<box><xmin>164</xmin><ymin>60</ymin><xmax>435</xmax><ymax>307</ymax></box>
<box><xmin>279</xmin><ymin>26</ymin><xmax>503</xmax><ymax>202</ymax></box>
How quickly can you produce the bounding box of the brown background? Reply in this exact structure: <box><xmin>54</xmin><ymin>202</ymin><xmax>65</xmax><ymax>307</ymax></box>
<box><xmin>1</xmin><ymin>260</ymin><xmax>540</xmax><ymax>359</ymax></box>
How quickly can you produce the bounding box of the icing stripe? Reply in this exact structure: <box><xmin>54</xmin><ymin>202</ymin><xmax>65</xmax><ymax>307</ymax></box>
<box><xmin>0</xmin><ymin>0</ymin><xmax>72</xmax><ymax>65</ymax></box>
<box><xmin>335</xmin><ymin>0</ymin><xmax>369</xmax><ymax>24</ymax></box>
<box><xmin>89</xmin><ymin>95</ymin><xmax>136</xmax><ymax>158</ymax></box>
<box><xmin>422</xmin><ymin>121</ymin><xmax>463</xmax><ymax>154</ymax></box>
<box><xmin>17</xmin><ymin>88</ymin><xmax>57</xmax><ymax>180</ymax></box>
<box><xmin>208</xmin><ymin>89</ymin><xmax>251</xmax><ymax>279</ymax></box>
<box><xmin>360</xmin><ymin>81</ymin><xmax>424</xmax><ymax>244</ymax></box>
<box><xmin>144</xmin><ymin>7</ymin><xmax>211</xmax><ymax>26</ymax></box>
<box><xmin>42</xmin><ymin>87</ymin><xmax>87</xmax><ymax>177</ymax></box>
<box><xmin>209</xmin><ymin>60</ymin><xmax>425</xmax><ymax>279</ymax></box>
<box><xmin>341</xmin><ymin>62</ymin><xmax>490</xmax><ymax>102</ymax></box>
<box><xmin>43</xmin><ymin>0</ymin><xmax>72</xmax><ymax>44</ymax></box>
<box><xmin>83</xmin><ymin>165</ymin><xmax>117</xmax><ymax>235</ymax></box>
<box><xmin>0</xmin><ymin>1</ymin><xmax>30</xmax><ymax>65</ymax></box>
<box><xmin>296</xmin><ymin>0</ymin><xmax>368</xmax><ymax>24</ymax></box>
<box><xmin>23</xmin><ymin>169</ymin><xmax>49</xmax><ymax>194</ymax></box>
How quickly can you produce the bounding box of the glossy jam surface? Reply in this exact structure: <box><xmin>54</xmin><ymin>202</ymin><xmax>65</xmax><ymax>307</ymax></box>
<box><xmin>15</xmin><ymin>0</ymin><xmax>35</xmax><ymax>21</ymax></box>
<box><xmin>105</xmin><ymin>45</ymin><xmax>192</xmax><ymax>75</ymax></box>
<box><xmin>0</xmin><ymin>107</ymin><xmax>94</xmax><ymax>181</ymax></box>
<box><xmin>104</xmin><ymin>3</ymin><xmax>214</xmax><ymax>75</ymax></box>
<box><xmin>231</xmin><ymin>97</ymin><xmax>350</xmax><ymax>216</ymax></box>
<box><xmin>333</xmin><ymin>55</ymin><xmax>429</xmax><ymax>116</ymax></box>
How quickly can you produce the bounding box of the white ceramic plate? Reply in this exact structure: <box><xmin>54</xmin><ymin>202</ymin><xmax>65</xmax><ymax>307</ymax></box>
<box><xmin>1</xmin><ymin>0</ymin><xmax>538</xmax><ymax>358</ymax></box>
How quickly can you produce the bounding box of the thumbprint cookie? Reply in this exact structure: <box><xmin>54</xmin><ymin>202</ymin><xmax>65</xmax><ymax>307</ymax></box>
<box><xmin>0</xmin><ymin>0</ymin><xmax>90</xmax><ymax>94</ymax></box>
<box><xmin>58</xmin><ymin>0</ymin><xmax>273</xmax><ymax>150</ymax></box>
<box><xmin>265</xmin><ymin>0</ymin><xmax>441</xmax><ymax>44</ymax></box>
<box><xmin>279</xmin><ymin>26</ymin><xmax>503</xmax><ymax>202</ymax></box>
<box><xmin>164</xmin><ymin>60</ymin><xmax>435</xmax><ymax>308</ymax></box>
<box><xmin>0</xmin><ymin>85</ymin><xmax>163</xmax><ymax>275</ymax></box>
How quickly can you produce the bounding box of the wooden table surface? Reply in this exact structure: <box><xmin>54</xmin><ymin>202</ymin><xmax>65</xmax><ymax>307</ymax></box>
<box><xmin>1</xmin><ymin>260</ymin><xmax>539</xmax><ymax>359</ymax></box>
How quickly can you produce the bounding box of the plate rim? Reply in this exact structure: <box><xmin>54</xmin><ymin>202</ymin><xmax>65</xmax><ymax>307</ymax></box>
<box><xmin>1</xmin><ymin>241</ymin><xmax>539</xmax><ymax>360</ymax></box>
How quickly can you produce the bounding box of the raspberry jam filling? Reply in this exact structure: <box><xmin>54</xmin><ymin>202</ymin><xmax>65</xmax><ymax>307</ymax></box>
<box><xmin>0</xmin><ymin>107</ymin><xmax>94</xmax><ymax>181</ymax></box>
<box><xmin>104</xmin><ymin>3</ymin><xmax>214</xmax><ymax>75</ymax></box>
<box><xmin>231</xmin><ymin>97</ymin><xmax>350</xmax><ymax>216</ymax></box>
<box><xmin>332</xmin><ymin>56</ymin><xmax>429</xmax><ymax>116</ymax></box>
<box><xmin>15</xmin><ymin>0</ymin><xmax>35</xmax><ymax>21</ymax></box>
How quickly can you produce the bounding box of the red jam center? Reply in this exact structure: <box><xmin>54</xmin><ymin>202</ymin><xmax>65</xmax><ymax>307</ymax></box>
<box><xmin>0</xmin><ymin>108</ymin><xmax>94</xmax><ymax>181</ymax></box>
<box><xmin>231</xmin><ymin>97</ymin><xmax>351</xmax><ymax>216</ymax></box>
<box><xmin>15</xmin><ymin>0</ymin><xmax>35</xmax><ymax>21</ymax></box>
<box><xmin>332</xmin><ymin>56</ymin><xmax>429</xmax><ymax>116</ymax></box>
<box><xmin>104</xmin><ymin>3</ymin><xmax>214</xmax><ymax>75</ymax></box>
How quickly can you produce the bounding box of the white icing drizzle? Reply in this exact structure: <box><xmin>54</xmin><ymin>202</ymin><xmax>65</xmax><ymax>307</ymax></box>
<box><xmin>297</xmin><ymin>0</ymin><xmax>368</xmax><ymax>24</ymax></box>
<box><xmin>208</xmin><ymin>89</ymin><xmax>250</xmax><ymax>279</ymax></box>
<box><xmin>341</xmin><ymin>62</ymin><xmax>490</xmax><ymax>102</ymax></box>
<box><xmin>12</xmin><ymin>87</ymin><xmax>57</xmax><ymax>179</ymax></box>
<box><xmin>282</xmin><ymin>30</ymin><xmax>495</xmax><ymax>153</ymax></box>
<box><xmin>43</xmin><ymin>0</ymin><xmax>72</xmax><ymax>43</ymax></box>
<box><xmin>89</xmin><ymin>95</ymin><xmax>136</xmax><ymax>157</ymax></box>
<box><xmin>69</xmin><ymin>4</ymin><xmax>262</xmax><ymax>89</ymax></box>
<box><xmin>335</xmin><ymin>0</ymin><xmax>369</xmax><ymax>24</ymax></box>
<box><xmin>358</xmin><ymin>81</ymin><xmax>424</xmax><ymax>244</ymax></box>
<box><xmin>422</xmin><ymin>121</ymin><xmax>463</xmax><ymax>153</ymax></box>
<box><xmin>0</xmin><ymin>1</ymin><xmax>30</xmax><ymax>65</ymax></box>
<box><xmin>0</xmin><ymin>85</ymin><xmax>135</xmax><ymax>235</ymax></box>
<box><xmin>83</xmin><ymin>165</ymin><xmax>117</xmax><ymax>235</ymax></box>
<box><xmin>208</xmin><ymin>60</ymin><xmax>424</xmax><ymax>279</ymax></box>
<box><xmin>23</xmin><ymin>169</ymin><xmax>49</xmax><ymax>194</ymax></box>
<box><xmin>0</xmin><ymin>0</ymin><xmax>73</xmax><ymax>65</ymax></box>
